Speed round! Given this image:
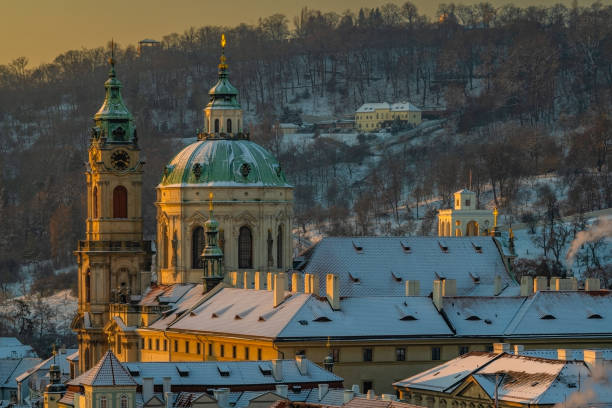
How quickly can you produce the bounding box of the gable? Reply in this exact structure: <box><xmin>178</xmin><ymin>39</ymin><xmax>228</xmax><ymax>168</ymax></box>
<box><xmin>144</xmin><ymin>396</ymin><xmax>165</xmax><ymax>407</ymax></box>
<box><xmin>192</xmin><ymin>393</ymin><xmax>218</xmax><ymax>407</ymax></box>
<box><xmin>454</xmin><ymin>378</ymin><xmax>492</xmax><ymax>401</ymax></box>
<box><xmin>248</xmin><ymin>391</ymin><xmax>287</xmax><ymax>407</ymax></box>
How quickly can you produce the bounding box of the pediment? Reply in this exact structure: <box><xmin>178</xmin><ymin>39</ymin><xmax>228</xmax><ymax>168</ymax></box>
<box><xmin>249</xmin><ymin>391</ymin><xmax>286</xmax><ymax>403</ymax></box>
<box><xmin>187</xmin><ymin>211</ymin><xmax>207</xmax><ymax>227</ymax></box>
<box><xmin>453</xmin><ymin>377</ymin><xmax>493</xmax><ymax>401</ymax></box>
<box><xmin>144</xmin><ymin>395</ymin><xmax>165</xmax><ymax>407</ymax></box>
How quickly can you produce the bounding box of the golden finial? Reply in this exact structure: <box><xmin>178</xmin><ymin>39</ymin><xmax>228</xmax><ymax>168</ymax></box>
<box><xmin>209</xmin><ymin>192</ymin><xmax>214</xmax><ymax>212</ymax></box>
<box><xmin>509</xmin><ymin>227</ymin><xmax>514</xmax><ymax>239</ymax></box>
<box><xmin>219</xmin><ymin>34</ymin><xmax>228</xmax><ymax>70</ymax></box>
<box><xmin>326</xmin><ymin>336</ymin><xmax>331</xmax><ymax>349</ymax></box>
<box><xmin>52</xmin><ymin>344</ymin><xmax>57</xmax><ymax>356</ymax></box>
<box><xmin>493</xmin><ymin>207</ymin><xmax>499</xmax><ymax>228</ymax></box>
<box><xmin>221</xmin><ymin>33</ymin><xmax>226</xmax><ymax>49</ymax></box>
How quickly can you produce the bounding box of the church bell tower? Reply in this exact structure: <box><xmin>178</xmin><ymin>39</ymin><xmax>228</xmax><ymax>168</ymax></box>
<box><xmin>72</xmin><ymin>56</ymin><xmax>152</xmax><ymax>373</ymax></box>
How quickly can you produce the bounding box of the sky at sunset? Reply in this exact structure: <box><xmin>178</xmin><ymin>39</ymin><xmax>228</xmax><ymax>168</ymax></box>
<box><xmin>1</xmin><ymin>0</ymin><xmax>591</xmax><ymax>67</ymax></box>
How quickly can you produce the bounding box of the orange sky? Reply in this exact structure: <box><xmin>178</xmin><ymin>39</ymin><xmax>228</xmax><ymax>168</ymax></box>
<box><xmin>1</xmin><ymin>0</ymin><xmax>591</xmax><ymax>67</ymax></box>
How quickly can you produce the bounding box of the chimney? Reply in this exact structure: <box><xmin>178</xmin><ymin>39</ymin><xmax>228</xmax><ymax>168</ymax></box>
<box><xmin>585</xmin><ymin>278</ymin><xmax>600</xmax><ymax>291</ymax></box>
<box><xmin>326</xmin><ymin>274</ymin><xmax>340</xmax><ymax>310</ymax></box>
<box><xmin>551</xmin><ymin>277</ymin><xmax>560</xmax><ymax>290</ymax></box>
<box><xmin>292</xmin><ymin>273</ymin><xmax>302</xmax><ymax>293</ymax></box>
<box><xmin>231</xmin><ymin>271</ymin><xmax>242</xmax><ymax>288</ymax></box>
<box><xmin>494</xmin><ymin>275</ymin><xmax>502</xmax><ymax>296</ymax></box>
<box><xmin>162</xmin><ymin>377</ymin><xmax>171</xmax><ymax>395</ymax></box>
<box><xmin>267</xmin><ymin>272</ymin><xmax>275</xmax><ymax>291</ymax></box>
<box><xmin>569</xmin><ymin>277</ymin><xmax>578</xmax><ymax>290</ymax></box>
<box><xmin>584</xmin><ymin>350</ymin><xmax>604</xmax><ymax>368</ymax></box>
<box><xmin>351</xmin><ymin>384</ymin><xmax>360</xmax><ymax>394</ymax></box>
<box><xmin>534</xmin><ymin>276</ymin><xmax>548</xmax><ymax>292</ymax></box>
<box><xmin>557</xmin><ymin>349</ymin><xmax>571</xmax><ymax>361</ymax></box>
<box><xmin>311</xmin><ymin>274</ymin><xmax>320</xmax><ymax>296</ymax></box>
<box><xmin>443</xmin><ymin>279</ymin><xmax>457</xmax><ymax>296</ymax></box>
<box><xmin>343</xmin><ymin>390</ymin><xmax>355</xmax><ymax>403</ymax></box>
<box><xmin>318</xmin><ymin>384</ymin><xmax>329</xmax><ymax>401</ymax></box>
<box><xmin>275</xmin><ymin>384</ymin><xmax>289</xmax><ymax>398</ymax></box>
<box><xmin>254</xmin><ymin>271</ymin><xmax>264</xmax><ymax>290</ymax></box>
<box><xmin>243</xmin><ymin>271</ymin><xmax>252</xmax><ymax>289</ymax></box>
<box><xmin>520</xmin><ymin>276</ymin><xmax>533</xmax><ymax>296</ymax></box>
<box><xmin>164</xmin><ymin>392</ymin><xmax>173</xmax><ymax>408</ymax></box>
<box><xmin>382</xmin><ymin>394</ymin><xmax>395</xmax><ymax>401</ymax></box>
<box><xmin>304</xmin><ymin>273</ymin><xmax>312</xmax><ymax>293</ymax></box>
<box><xmin>493</xmin><ymin>343</ymin><xmax>511</xmax><ymax>354</ymax></box>
<box><xmin>295</xmin><ymin>355</ymin><xmax>308</xmax><ymax>375</ymax></box>
<box><xmin>213</xmin><ymin>388</ymin><xmax>229</xmax><ymax>408</ymax></box>
<box><xmin>513</xmin><ymin>345</ymin><xmax>524</xmax><ymax>355</ymax></box>
<box><xmin>405</xmin><ymin>280</ymin><xmax>420</xmax><ymax>296</ymax></box>
<box><xmin>142</xmin><ymin>377</ymin><xmax>154</xmax><ymax>403</ymax></box>
<box><xmin>274</xmin><ymin>273</ymin><xmax>287</xmax><ymax>307</ymax></box>
<box><xmin>271</xmin><ymin>360</ymin><xmax>283</xmax><ymax>381</ymax></box>
<box><xmin>433</xmin><ymin>280</ymin><xmax>443</xmax><ymax>311</ymax></box>
<box><xmin>366</xmin><ymin>389</ymin><xmax>375</xmax><ymax>400</ymax></box>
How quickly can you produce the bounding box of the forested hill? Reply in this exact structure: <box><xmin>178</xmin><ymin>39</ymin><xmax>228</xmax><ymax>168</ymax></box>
<box><xmin>0</xmin><ymin>2</ymin><xmax>610</xmax><ymax>281</ymax></box>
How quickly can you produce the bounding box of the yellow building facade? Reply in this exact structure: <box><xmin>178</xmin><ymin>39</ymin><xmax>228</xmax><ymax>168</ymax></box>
<box><xmin>355</xmin><ymin>102</ymin><xmax>421</xmax><ymax>131</ymax></box>
<box><xmin>437</xmin><ymin>190</ymin><xmax>495</xmax><ymax>237</ymax></box>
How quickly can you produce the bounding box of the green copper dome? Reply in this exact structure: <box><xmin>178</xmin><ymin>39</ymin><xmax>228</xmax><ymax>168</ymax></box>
<box><xmin>160</xmin><ymin>139</ymin><xmax>291</xmax><ymax>187</ymax></box>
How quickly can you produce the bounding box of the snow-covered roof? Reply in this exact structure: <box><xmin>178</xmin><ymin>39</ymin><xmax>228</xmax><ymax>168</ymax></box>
<box><xmin>302</xmin><ymin>237</ymin><xmax>517</xmax><ymax>298</ymax></box>
<box><xmin>73</xmin><ymin>351</ymin><xmax>136</xmax><ymax>387</ymax></box>
<box><xmin>343</xmin><ymin>398</ymin><xmax>420</xmax><ymax>408</ymax></box>
<box><xmin>163</xmin><ymin>288</ymin><xmax>451</xmax><ymax>340</ymax></box>
<box><xmin>115</xmin><ymin>358</ymin><xmax>341</xmax><ymax>387</ymax></box>
<box><xmin>443</xmin><ymin>297</ymin><xmax>527</xmax><ymax>336</ymax></box>
<box><xmin>0</xmin><ymin>337</ymin><xmax>36</xmax><ymax>358</ymax></box>
<box><xmin>504</xmin><ymin>291</ymin><xmax>612</xmax><ymax>337</ymax></box>
<box><xmin>15</xmin><ymin>348</ymin><xmax>77</xmax><ymax>383</ymax></box>
<box><xmin>0</xmin><ymin>358</ymin><xmax>41</xmax><ymax>389</ymax></box>
<box><xmin>519</xmin><ymin>348</ymin><xmax>612</xmax><ymax>361</ymax></box>
<box><xmin>394</xmin><ymin>352</ymin><xmax>612</xmax><ymax>405</ymax></box>
<box><xmin>356</xmin><ymin>102</ymin><xmax>420</xmax><ymax>113</ymax></box>
<box><xmin>147</xmin><ymin>284</ymin><xmax>207</xmax><ymax>330</ymax></box>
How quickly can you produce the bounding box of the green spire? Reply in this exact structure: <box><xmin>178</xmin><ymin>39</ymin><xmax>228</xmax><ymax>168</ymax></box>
<box><xmin>91</xmin><ymin>50</ymin><xmax>136</xmax><ymax>144</ymax></box>
<box><xmin>207</xmin><ymin>34</ymin><xmax>240</xmax><ymax>108</ymax></box>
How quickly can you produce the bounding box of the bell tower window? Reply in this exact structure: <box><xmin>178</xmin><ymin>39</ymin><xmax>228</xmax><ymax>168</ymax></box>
<box><xmin>85</xmin><ymin>269</ymin><xmax>91</xmax><ymax>303</ymax></box>
<box><xmin>113</xmin><ymin>186</ymin><xmax>128</xmax><ymax>218</ymax></box>
<box><xmin>238</xmin><ymin>226</ymin><xmax>253</xmax><ymax>269</ymax></box>
<box><xmin>227</xmin><ymin>119</ymin><xmax>232</xmax><ymax>133</ymax></box>
<box><xmin>192</xmin><ymin>226</ymin><xmax>205</xmax><ymax>269</ymax></box>
<box><xmin>93</xmin><ymin>187</ymin><xmax>98</xmax><ymax>218</ymax></box>
<box><xmin>214</xmin><ymin>119</ymin><xmax>219</xmax><ymax>133</ymax></box>
<box><xmin>277</xmin><ymin>225</ymin><xmax>283</xmax><ymax>269</ymax></box>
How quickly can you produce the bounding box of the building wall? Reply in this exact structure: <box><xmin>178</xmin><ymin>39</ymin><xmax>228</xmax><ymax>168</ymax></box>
<box><xmin>438</xmin><ymin>209</ymin><xmax>494</xmax><ymax>236</ymax></box>
<box><xmin>355</xmin><ymin>109</ymin><xmax>421</xmax><ymax>131</ymax></box>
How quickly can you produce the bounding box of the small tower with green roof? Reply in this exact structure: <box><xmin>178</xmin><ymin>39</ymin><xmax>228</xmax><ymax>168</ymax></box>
<box><xmin>201</xmin><ymin>192</ymin><xmax>225</xmax><ymax>292</ymax></box>
<box><xmin>201</xmin><ymin>34</ymin><xmax>245</xmax><ymax>139</ymax></box>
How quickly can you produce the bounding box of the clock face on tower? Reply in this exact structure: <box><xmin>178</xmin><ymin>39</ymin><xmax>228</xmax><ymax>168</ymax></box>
<box><xmin>111</xmin><ymin>150</ymin><xmax>130</xmax><ymax>170</ymax></box>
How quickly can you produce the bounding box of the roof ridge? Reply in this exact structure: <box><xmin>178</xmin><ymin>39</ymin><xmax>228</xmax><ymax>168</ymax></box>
<box><xmin>503</xmin><ymin>292</ymin><xmax>538</xmax><ymax>335</ymax></box>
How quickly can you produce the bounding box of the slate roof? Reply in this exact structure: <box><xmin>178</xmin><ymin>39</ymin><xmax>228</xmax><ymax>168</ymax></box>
<box><xmin>0</xmin><ymin>358</ymin><xmax>41</xmax><ymax>389</ymax></box>
<box><xmin>504</xmin><ymin>291</ymin><xmax>612</xmax><ymax>337</ymax></box>
<box><xmin>0</xmin><ymin>337</ymin><xmax>36</xmax><ymax>358</ymax></box>
<box><xmin>356</xmin><ymin>102</ymin><xmax>420</xmax><ymax>113</ymax></box>
<box><xmin>15</xmin><ymin>348</ymin><xmax>77</xmax><ymax>383</ymax></box>
<box><xmin>442</xmin><ymin>297</ymin><xmax>526</xmax><ymax>336</ymax></box>
<box><xmin>343</xmin><ymin>398</ymin><xmax>420</xmax><ymax>408</ymax></box>
<box><xmin>117</xmin><ymin>358</ymin><xmax>341</xmax><ymax>386</ymax></box>
<box><xmin>73</xmin><ymin>351</ymin><xmax>136</xmax><ymax>387</ymax></box>
<box><xmin>302</xmin><ymin>237</ymin><xmax>517</xmax><ymax>298</ymax></box>
<box><xmin>394</xmin><ymin>352</ymin><xmax>612</xmax><ymax>405</ymax></box>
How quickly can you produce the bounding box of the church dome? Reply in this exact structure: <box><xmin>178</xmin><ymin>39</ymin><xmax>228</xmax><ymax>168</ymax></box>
<box><xmin>160</xmin><ymin>139</ymin><xmax>291</xmax><ymax>187</ymax></box>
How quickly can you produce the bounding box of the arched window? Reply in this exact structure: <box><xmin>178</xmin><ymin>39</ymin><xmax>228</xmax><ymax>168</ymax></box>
<box><xmin>238</xmin><ymin>226</ymin><xmax>253</xmax><ymax>269</ymax></box>
<box><xmin>113</xmin><ymin>186</ymin><xmax>128</xmax><ymax>218</ymax></box>
<box><xmin>237</xmin><ymin>119</ymin><xmax>240</xmax><ymax>132</ymax></box>
<box><xmin>227</xmin><ymin>119</ymin><xmax>232</xmax><ymax>133</ymax></box>
<box><xmin>85</xmin><ymin>269</ymin><xmax>91</xmax><ymax>303</ymax></box>
<box><xmin>214</xmin><ymin>119</ymin><xmax>219</xmax><ymax>133</ymax></box>
<box><xmin>277</xmin><ymin>225</ymin><xmax>283</xmax><ymax>269</ymax></box>
<box><xmin>192</xmin><ymin>226</ymin><xmax>205</xmax><ymax>269</ymax></box>
<box><xmin>120</xmin><ymin>395</ymin><xmax>128</xmax><ymax>408</ymax></box>
<box><xmin>100</xmin><ymin>396</ymin><xmax>107</xmax><ymax>408</ymax></box>
<box><xmin>93</xmin><ymin>187</ymin><xmax>98</xmax><ymax>218</ymax></box>
<box><xmin>161</xmin><ymin>225</ymin><xmax>168</xmax><ymax>269</ymax></box>
<box><xmin>267</xmin><ymin>230</ymin><xmax>273</xmax><ymax>267</ymax></box>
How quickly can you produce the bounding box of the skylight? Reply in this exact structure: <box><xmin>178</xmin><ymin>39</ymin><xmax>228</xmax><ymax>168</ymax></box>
<box><xmin>400</xmin><ymin>240</ymin><xmax>411</xmax><ymax>253</ymax></box>
<box><xmin>438</xmin><ymin>241</ymin><xmax>449</xmax><ymax>253</ymax></box>
<box><xmin>466</xmin><ymin>315</ymin><xmax>481</xmax><ymax>321</ymax></box>
<box><xmin>217</xmin><ymin>364</ymin><xmax>231</xmax><ymax>377</ymax></box>
<box><xmin>588</xmin><ymin>314</ymin><xmax>603</xmax><ymax>319</ymax></box>
<box><xmin>352</xmin><ymin>240</ymin><xmax>363</xmax><ymax>252</ymax></box>
<box><xmin>541</xmin><ymin>314</ymin><xmax>556</xmax><ymax>320</ymax></box>
<box><xmin>471</xmin><ymin>242</ymin><xmax>483</xmax><ymax>253</ymax></box>
<box><xmin>126</xmin><ymin>364</ymin><xmax>140</xmax><ymax>376</ymax></box>
<box><xmin>259</xmin><ymin>363</ymin><xmax>272</xmax><ymax>376</ymax></box>
<box><xmin>176</xmin><ymin>364</ymin><xmax>190</xmax><ymax>377</ymax></box>
<box><xmin>400</xmin><ymin>315</ymin><xmax>418</xmax><ymax>321</ymax></box>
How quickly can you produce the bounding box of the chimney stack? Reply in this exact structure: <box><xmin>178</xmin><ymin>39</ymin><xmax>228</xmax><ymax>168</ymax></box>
<box><xmin>295</xmin><ymin>355</ymin><xmax>308</xmax><ymax>375</ymax></box>
<box><xmin>344</xmin><ymin>390</ymin><xmax>355</xmax><ymax>403</ymax></box>
<box><xmin>318</xmin><ymin>384</ymin><xmax>329</xmax><ymax>401</ymax></box>
<box><xmin>585</xmin><ymin>278</ymin><xmax>600</xmax><ymax>291</ymax></box>
<box><xmin>584</xmin><ymin>350</ymin><xmax>604</xmax><ymax>368</ymax></box>
<box><xmin>311</xmin><ymin>274</ymin><xmax>320</xmax><ymax>296</ymax></box>
<box><xmin>557</xmin><ymin>349</ymin><xmax>571</xmax><ymax>361</ymax></box>
<box><xmin>493</xmin><ymin>343</ymin><xmax>511</xmax><ymax>354</ymax></box>
<box><xmin>213</xmin><ymin>388</ymin><xmax>229</xmax><ymax>408</ymax></box>
<box><xmin>513</xmin><ymin>345</ymin><xmax>524</xmax><ymax>355</ymax></box>
<box><xmin>271</xmin><ymin>360</ymin><xmax>283</xmax><ymax>381</ymax></box>
<box><xmin>267</xmin><ymin>272</ymin><xmax>275</xmax><ymax>291</ymax></box>
<box><xmin>433</xmin><ymin>279</ymin><xmax>456</xmax><ymax>311</ymax></box>
<box><xmin>274</xmin><ymin>273</ymin><xmax>287</xmax><ymax>307</ymax></box>
<box><xmin>443</xmin><ymin>279</ymin><xmax>457</xmax><ymax>296</ymax></box>
<box><xmin>326</xmin><ymin>274</ymin><xmax>340</xmax><ymax>310</ymax></box>
<box><xmin>162</xmin><ymin>377</ymin><xmax>171</xmax><ymax>395</ymax></box>
<box><xmin>292</xmin><ymin>273</ymin><xmax>302</xmax><ymax>293</ymax></box>
<box><xmin>367</xmin><ymin>390</ymin><xmax>376</xmax><ymax>400</ymax></box>
<box><xmin>405</xmin><ymin>280</ymin><xmax>420</xmax><ymax>296</ymax></box>
<box><xmin>534</xmin><ymin>276</ymin><xmax>548</xmax><ymax>292</ymax></box>
<box><xmin>494</xmin><ymin>275</ymin><xmax>502</xmax><ymax>296</ymax></box>
<box><xmin>551</xmin><ymin>277</ymin><xmax>560</xmax><ymax>290</ymax></box>
<box><xmin>254</xmin><ymin>271</ymin><xmax>264</xmax><ymax>290</ymax></box>
<box><xmin>304</xmin><ymin>273</ymin><xmax>312</xmax><ymax>293</ymax></box>
<box><xmin>143</xmin><ymin>378</ymin><xmax>153</xmax><ymax>403</ymax></box>
<box><xmin>520</xmin><ymin>276</ymin><xmax>533</xmax><ymax>296</ymax></box>
<box><xmin>275</xmin><ymin>385</ymin><xmax>289</xmax><ymax>398</ymax></box>
<box><xmin>243</xmin><ymin>271</ymin><xmax>252</xmax><ymax>289</ymax></box>
<box><xmin>231</xmin><ymin>271</ymin><xmax>242</xmax><ymax>288</ymax></box>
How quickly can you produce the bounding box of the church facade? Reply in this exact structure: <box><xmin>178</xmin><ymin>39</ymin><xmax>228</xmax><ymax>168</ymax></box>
<box><xmin>72</xmin><ymin>38</ymin><xmax>293</xmax><ymax>373</ymax></box>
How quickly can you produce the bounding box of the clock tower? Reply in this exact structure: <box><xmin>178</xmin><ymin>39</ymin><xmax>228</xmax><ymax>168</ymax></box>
<box><xmin>72</xmin><ymin>57</ymin><xmax>152</xmax><ymax>373</ymax></box>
